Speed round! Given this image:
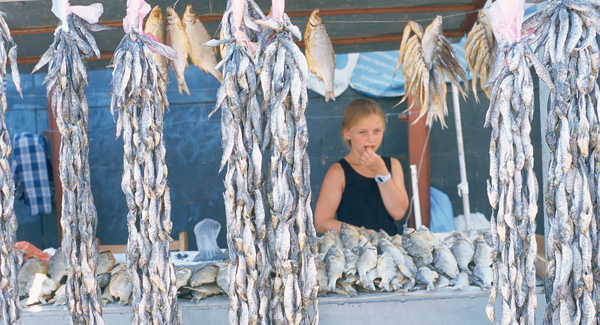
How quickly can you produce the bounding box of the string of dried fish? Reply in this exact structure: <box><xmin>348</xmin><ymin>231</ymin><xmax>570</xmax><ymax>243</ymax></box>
<box><xmin>464</xmin><ymin>11</ymin><xmax>495</xmax><ymax>101</ymax></box>
<box><xmin>395</xmin><ymin>15</ymin><xmax>468</xmax><ymax>128</ymax></box>
<box><xmin>111</xmin><ymin>8</ymin><xmax>182</xmax><ymax>324</ymax></box>
<box><xmin>483</xmin><ymin>34</ymin><xmax>551</xmax><ymax>324</ymax></box>
<box><xmin>522</xmin><ymin>0</ymin><xmax>600</xmax><ymax>323</ymax></box>
<box><xmin>257</xmin><ymin>14</ymin><xmax>318</xmax><ymax>325</ymax></box>
<box><xmin>0</xmin><ymin>10</ymin><xmax>22</xmax><ymax>325</ymax></box>
<box><xmin>212</xmin><ymin>0</ymin><xmax>318</xmax><ymax>323</ymax></box>
<box><xmin>32</xmin><ymin>12</ymin><xmax>108</xmax><ymax>324</ymax></box>
<box><xmin>215</xmin><ymin>2</ymin><xmax>270</xmax><ymax>324</ymax></box>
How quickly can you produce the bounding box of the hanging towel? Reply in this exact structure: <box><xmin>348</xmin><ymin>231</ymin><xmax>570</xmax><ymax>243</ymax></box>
<box><xmin>12</xmin><ymin>133</ymin><xmax>52</xmax><ymax>216</ymax></box>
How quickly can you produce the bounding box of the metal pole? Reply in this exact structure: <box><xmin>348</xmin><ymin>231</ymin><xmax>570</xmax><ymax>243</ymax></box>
<box><xmin>410</xmin><ymin>165</ymin><xmax>422</xmax><ymax>228</ymax></box>
<box><xmin>451</xmin><ymin>84</ymin><xmax>471</xmax><ymax>230</ymax></box>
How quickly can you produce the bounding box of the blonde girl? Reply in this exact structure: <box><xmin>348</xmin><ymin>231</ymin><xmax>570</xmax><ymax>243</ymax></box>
<box><xmin>314</xmin><ymin>99</ymin><xmax>409</xmax><ymax>234</ymax></box>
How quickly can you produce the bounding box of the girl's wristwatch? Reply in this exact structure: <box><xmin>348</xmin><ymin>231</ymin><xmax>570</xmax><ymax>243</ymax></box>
<box><xmin>375</xmin><ymin>173</ymin><xmax>392</xmax><ymax>184</ymax></box>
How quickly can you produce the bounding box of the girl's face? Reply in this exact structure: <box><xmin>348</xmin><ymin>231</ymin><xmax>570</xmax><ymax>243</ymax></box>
<box><xmin>343</xmin><ymin>114</ymin><xmax>385</xmax><ymax>155</ymax></box>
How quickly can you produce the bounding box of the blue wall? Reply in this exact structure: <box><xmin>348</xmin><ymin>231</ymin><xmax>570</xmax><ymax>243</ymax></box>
<box><xmin>4</xmin><ymin>65</ymin><xmax>544</xmax><ymax>250</ymax></box>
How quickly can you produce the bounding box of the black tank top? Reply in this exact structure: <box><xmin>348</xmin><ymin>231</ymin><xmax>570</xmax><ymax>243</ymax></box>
<box><xmin>336</xmin><ymin>157</ymin><xmax>398</xmax><ymax>235</ymax></box>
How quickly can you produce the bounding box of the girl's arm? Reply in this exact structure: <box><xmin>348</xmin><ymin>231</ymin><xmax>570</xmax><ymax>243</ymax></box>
<box><xmin>378</xmin><ymin>158</ymin><xmax>409</xmax><ymax>220</ymax></box>
<box><xmin>314</xmin><ymin>163</ymin><xmax>346</xmax><ymax>234</ymax></box>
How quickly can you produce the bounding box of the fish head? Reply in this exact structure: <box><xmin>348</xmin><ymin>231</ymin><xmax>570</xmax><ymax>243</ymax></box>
<box><xmin>424</xmin><ymin>15</ymin><xmax>443</xmax><ymax>37</ymax></box>
<box><xmin>183</xmin><ymin>4</ymin><xmax>197</xmax><ymax>22</ymax></box>
<box><xmin>166</xmin><ymin>6</ymin><xmax>181</xmax><ymax>24</ymax></box>
<box><xmin>150</xmin><ymin>5</ymin><xmax>162</xmax><ymax>20</ymax></box>
<box><xmin>308</xmin><ymin>9</ymin><xmax>323</xmax><ymax>26</ymax></box>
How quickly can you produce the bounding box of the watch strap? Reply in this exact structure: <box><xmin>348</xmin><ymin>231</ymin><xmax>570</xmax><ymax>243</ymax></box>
<box><xmin>375</xmin><ymin>173</ymin><xmax>392</xmax><ymax>184</ymax></box>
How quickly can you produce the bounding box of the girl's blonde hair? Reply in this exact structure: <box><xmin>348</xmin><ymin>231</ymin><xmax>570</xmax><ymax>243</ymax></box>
<box><xmin>341</xmin><ymin>99</ymin><xmax>385</xmax><ymax>146</ymax></box>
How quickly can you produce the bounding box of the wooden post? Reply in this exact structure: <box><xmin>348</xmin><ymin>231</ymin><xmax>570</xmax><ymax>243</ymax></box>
<box><xmin>47</xmin><ymin>94</ymin><xmax>63</xmax><ymax>242</ymax></box>
<box><xmin>407</xmin><ymin>96</ymin><xmax>431</xmax><ymax>228</ymax></box>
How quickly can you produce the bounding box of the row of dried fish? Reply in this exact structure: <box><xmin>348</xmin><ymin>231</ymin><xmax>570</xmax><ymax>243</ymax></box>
<box><xmin>0</xmin><ymin>10</ymin><xmax>21</xmax><ymax>325</ymax></box>
<box><xmin>394</xmin><ymin>15</ymin><xmax>468</xmax><ymax>128</ymax></box>
<box><xmin>315</xmin><ymin>225</ymin><xmax>494</xmax><ymax>296</ymax></box>
<box><xmin>144</xmin><ymin>4</ymin><xmax>222</xmax><ymax>96</ymax></box>
<box><xmin>33</xmin><ymin>12</ymin><xmax>109</xmax><ymax>325</ymax></box>
<box><xmin>523</xmin><ymin>0</ymin><xmax>600</xmax><ymax>323</ymax></box>
<box><xmin>110</xmin><ymin>12</ymin><xmax>182</xmax><ymax>323</ymax></box>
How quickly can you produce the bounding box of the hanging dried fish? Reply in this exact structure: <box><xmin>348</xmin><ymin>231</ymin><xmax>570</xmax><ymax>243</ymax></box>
<box><xmin>212</xmin><ymin>1</ymin><xmax>273</xmax><ymax>323</ymax></box>
<box><xmin>144</xmin><ymin>5</ymin><xmax>169</xmax><ymax>89</ymax></box>
<box><xmin>394</xmin><ymin>15</ymin><xmax>468</xmax><ymax>127</ymax></box>
<box><xmin>165</xmin><ymin>6</ymin><xmax>191</xmax><ymax>95</ymax></box>
<box><xmin>254</xmin><ymin>7</ymin><xmax>318</xmax><ymax>325</ymax></box>
<box><xmin>305</xmin><ymin>8</ymin><xmax>336</xmax><ymax>102</ymax></box>
<box><xmin>183</xmin><ymin>4</ymin><xmax>223</xmax><ymax>82</ymax></box>
<box><xmin>522</xmin><ymin>0</ymin><xmax>600</xmax><ymax>323</ymax></box>
<box><xmin>112</xmin><ymin>1</ymin><xmax>181</xmax><ymax>323</ymax></box>
<box><xmin>0</xmin><ymin>10</ymin><xmax>22</xmax><ymax>325</ymax></box>
<box><xmin>32</xmin><ymin>1</ymin><xmax>109</xmax><ymax>323</ymax></box>
<box><xmin>464</xmin><ymin>10</ymin><xmax>495</xmax><ymax>100</ymax></box>
<box><xmin>483</xmin><ymin>1</ymin><xmax>554</xmax><ymax>323</ymax></box>
<box><xmin>209</xmin><ymin>0</ymin><xmax>317</xmax><ymax>323</ymax></box>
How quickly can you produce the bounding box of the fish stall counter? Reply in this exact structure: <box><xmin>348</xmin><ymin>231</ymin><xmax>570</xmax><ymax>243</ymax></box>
<box><xmin>22</xmin><ymin>285</ymin><xmax>546</xmax><ymax>325</ymax></box>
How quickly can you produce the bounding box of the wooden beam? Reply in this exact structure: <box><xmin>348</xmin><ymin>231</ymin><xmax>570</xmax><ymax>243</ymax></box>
<box><xmin>18</xmin><ymin>52</ymin><xmax>113</xmax><ymax>65</ymax></box>
<box><xmin>407</xmin><ymin>96</ymin><xmax>431</xmax><ymax>228</ymax></box>
<box><xmin>459</xmin><ymin>0</ymin><xmax>487</xmax><ymax>33</ymax></box>
<box><xmin>18</xmin><ymin>29</ymin><xmax>464</xmax><ymax>63</ymax></box>
<box><xmin>325</xmin><ymin>30</ymin><xmax>464</xmax><ymax>46</ymax></box>
<box><xmin>292</xmin><ymin>5</ymin><xmax>474</xmax><ymax>17</ymax></box>
<box><xmin>11</xmin><ymin>4</ymin><xmax>474</xmax><ymax>36</ymax></box>
<box><xmin>47</xmin><ymin>90</ymin><xmax>63</xmax><ymax>243</ymax></box>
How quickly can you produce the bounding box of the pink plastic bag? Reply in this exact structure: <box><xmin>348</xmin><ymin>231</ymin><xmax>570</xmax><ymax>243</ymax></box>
<box><xmin>484</xmin><ymin>0</ymin><xmax>525</xmax><ymax>45</ymax></box>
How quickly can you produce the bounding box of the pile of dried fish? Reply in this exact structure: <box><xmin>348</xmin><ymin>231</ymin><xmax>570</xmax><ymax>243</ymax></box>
<box><xmin>32</xmin><ymin>8</ymin><xmax>109</xmax><ymax>324</ymax></box>
<box><xmin>110</xmin><ymin>4</ymin><xmax>181</xmax><ymax>323</ymax></box>
<box><xmin>482</xmin><ymin>3</ymin><xmax>556</xmax><ymax>322</ymax></box>
<box><xmin>522</xmin><ymin>0</ymin><xmax>600</xmax><ymax>323</ymax></box>
<box><xmin>464</xmin><ymin>11</ymin><xmax>494</xmax><ymax>100</ymax></box>
<box><xmin>17</xmin><ymin>248</ymin><xmax>230</xmax><ymax>307</ymax></box>
<box><xmin>304</xmin><ymin>8</ymin><xmax>335</xmax><ymax>102</ymax></box>
<box><xmin>315</xmin><ymin>225</ymin><xmax>493</xmax><ymax>295</ymax></box>
<box><xmin>212</xmin><ymin>0</ymin><xmax>318</xmax><ymax>323</ymax></box>
<box><xmin>394</xmin><ymin>15</ymin><xmax>468</xmax><ymax>127</ymax></box>
<box><xmin>0</xmin><ymin>11</ymin><xmax>22</xmax><ymax>324</ymax></box>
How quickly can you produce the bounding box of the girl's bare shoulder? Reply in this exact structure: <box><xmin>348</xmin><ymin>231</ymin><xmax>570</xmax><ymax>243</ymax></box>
<box><xmin>326</xmin><ymin>162</ymin><xmax>345</xmax><ymax>178</ymax></box>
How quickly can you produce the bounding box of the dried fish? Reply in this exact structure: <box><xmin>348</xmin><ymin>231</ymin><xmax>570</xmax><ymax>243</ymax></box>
<box><xmin>166</xmin><ymin>6</ymin><xmax>191</xmax><ymax>95</ymax></box>
<box><xmin>304</xmin><ymin>9</ymin><xmax>335</xmax><ymax>102</ymax></box>
<box><xmin>395</xmin><ymin>16</ymin><xmax>467</xmax><ymax>127</ymax></box>
<box><xmin>464</xmin><ymin>10</ymin><xmax>494</xmax><ymax>100</ymax></box>
<box><xmin>110</xmin><ymin>5</ymin><xmax>181</xmax><ymax>323</ymax></box>
<box><xmin>33</xmin><ymin>9</ymin><xmax>107</xmax><ymax>324</ymax></box>
<box><xmin>183</xmin><ymin>4</ymin><xmax>222</xmax><ymax>82</ymax></box>
<box><xmin>481</xmin><ymin>3</ymin><xmax>559</xmax><ymax>321</ymax></box>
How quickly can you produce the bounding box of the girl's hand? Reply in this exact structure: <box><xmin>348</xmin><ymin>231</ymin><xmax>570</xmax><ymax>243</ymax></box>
<box><xmin>360</xmin><ymin>147</ymin><xmax>388</xmax><ymax>175</ymax></box>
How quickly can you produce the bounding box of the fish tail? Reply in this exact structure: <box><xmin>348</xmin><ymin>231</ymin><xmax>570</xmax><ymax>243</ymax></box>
<box><xmin>210</xmin><ymin>69</ymin><xmax>223</xmax><ymax>83</ymax></box>
<box><xmin>325</xmin><ymin>91</ymin><xmax>335</xmax><ymax>102</ymax></box>
<box><xmin>178</xmin><ymin>79</ymin><xmax>190</xmax><ymax>95</ymax></box>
